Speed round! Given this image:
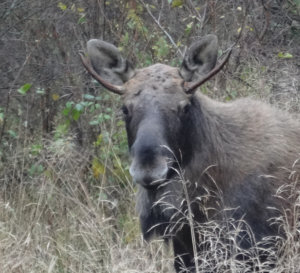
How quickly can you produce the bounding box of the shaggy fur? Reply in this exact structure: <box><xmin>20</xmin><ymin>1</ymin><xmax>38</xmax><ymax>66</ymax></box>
<box><xmin>134</xmin><ymin>82</ymin><xmax>300</xmax><ymax>271</ymax></box>
<box><xmin>83</xmin><ymin>36</ymin><xmax>300</xmax><ymax>273</ymax></box>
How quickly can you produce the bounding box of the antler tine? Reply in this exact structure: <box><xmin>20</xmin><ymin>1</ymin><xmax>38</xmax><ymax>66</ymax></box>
<box><xmin>184</xmin><ymin>48</ymin><xmax>232</xmax><ymax>94</ymax></box>
<box><xmin>79</xmin><ymin>52</ymin><xmax>125</xmax><ymax>95</ymax></box>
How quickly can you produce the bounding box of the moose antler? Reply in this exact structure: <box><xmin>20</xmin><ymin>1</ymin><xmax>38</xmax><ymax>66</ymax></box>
<box><xmin>184</xmin><ymin>49</ymin><xmax>232</xmax><ymax>94</ymax></box>
<box><xmin>79</xmin><ymin>52</ymin><xmax>125</xmax><ymax>95</ymax></box>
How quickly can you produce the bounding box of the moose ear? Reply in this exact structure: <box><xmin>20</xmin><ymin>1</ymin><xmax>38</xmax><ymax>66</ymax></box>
<box><xmin>180</xmin><ymin>34</ymin><xmax>218</xmax><ymax>82</ymax></box>
<box><xmin>87</xmin><ymin>39</ymin><xmax>135</xmax><ymax>85</ymax></box>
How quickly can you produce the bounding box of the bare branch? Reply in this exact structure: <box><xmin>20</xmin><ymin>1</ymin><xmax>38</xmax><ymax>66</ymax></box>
<box><xmin>186</xmin><ymin>0</ymin><xmax>208</xmax><ymax>31</ymax></box>
<box><xmin>139</xmin><ymin>1</ymin><xmax>183</xmax><ymax>58</ymax></box>
<box><xmin>0</xmin><ymin>51</ymin><xmax>32</xmax><ymax>143</ymax></box>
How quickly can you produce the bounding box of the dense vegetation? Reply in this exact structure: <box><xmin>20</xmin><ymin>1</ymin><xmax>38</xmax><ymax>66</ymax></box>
<box><xmin>0</xmin><ymin>0</ymin><xmax>299</xmax><ymax>272</ymax></box>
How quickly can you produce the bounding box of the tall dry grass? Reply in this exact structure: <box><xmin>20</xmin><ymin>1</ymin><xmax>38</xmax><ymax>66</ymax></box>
<box><xmin>0</xmin><ymin>93</ymin><xmax>299</xmax><ymax>273</ymax></box>
<box><xmin>1</xmin><ymin>136</ymin><xmax>299</xmax><ymax>272</ymax></box>
<box><xmin>154</xmin><ymin>160</ymin><xmax>300</xmax><ymax>273</ymax></box>
<box><xmin>0</xmin><ymin>137</ymin><xmax>174</xmax><ymax>273</ymax></box>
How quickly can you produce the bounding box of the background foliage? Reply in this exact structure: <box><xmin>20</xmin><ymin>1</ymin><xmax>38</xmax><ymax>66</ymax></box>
<box><xmin>0</xmin><ymin>0</ymin><xmax>299</xmax><ymax>272</ymax></box>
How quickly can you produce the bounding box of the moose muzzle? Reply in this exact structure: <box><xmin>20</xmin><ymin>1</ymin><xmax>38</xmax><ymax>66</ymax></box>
<box><xmin>129</xmin><ymin>122</ymin><xmax>171</xmax><ymax>189</ymax></box>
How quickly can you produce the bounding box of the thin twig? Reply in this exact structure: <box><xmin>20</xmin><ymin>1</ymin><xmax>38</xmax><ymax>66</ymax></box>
<box><xmin>258</xmin><ymin>0</ymin><xmax>270</xmax><ymax>41</ymax></box>
<box><xmin>232</xmin><ymin>0</ymin><xmax>250</xmax><ymax>48</ymax></box>
<box><xmin>0</xmin><ymin>3</ymin><xmax>58</xmax><ymax>38</ymax></box>
<box><xmin>157</xmin><ymin>0</ymin><xmax>164</xmax><ymax>23</ymax></box>
<box><xmin>181</xmin><ymin>179</ymin><xmax>200</xmax><ymax>273</ymax></box>
<box><xmin>163</xmin><ymin>145</ymin><xmax>200</xmax><ymax>273</ymax></box>
<box><xmin>0</xmin><ymin>52</ymin><xmax>32</xmax><ymax>143</ymax></box>
<box><xmin>139</xmin><ymin>0</ymin><xmax>183</xmax><ymax>58</ymax></box>
<box><xmin>186</xmin><ymin>0</ymin><xmax>208</xmax><ymax>31</ymax></box>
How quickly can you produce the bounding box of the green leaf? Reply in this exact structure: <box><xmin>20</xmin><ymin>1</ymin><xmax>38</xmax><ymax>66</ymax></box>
<box><xmin>116</xmin><ymin>120</ymin><xmax>125</xmax><ymax>127</ymax></box>
<box><xmin>78</xmin><ymin>15</ymin><xmax>86</xmax><ymax>24</ymax></box>
<box><xmin>89</xmin><ymin>120</ymin><xmax>100</xmax><ymax>126</ymax></box>
<box><xmin>30</xmin><ymin>144</ymin><xmax>42</xmax><ymax>155</ymax></box>
<box><xmin>29</xmin><ymin>164</ymin><xmax>44</xmax><ymax>177</ymax></box>
<box><xmin>83</xmin><ymin>94</ymin><xmax>95</xmax><ymax>100</ymax></box>
<box><xmin>94</xmin><ymin>134</ymin><xmax>103</xmax><ymax>146</ymax></box>
<box><xmin>171</xmin><ymin>0</ymin><xmax>183</xmax><ymax>7</ymax></box>
<box><xmin>18</xmin><ymin>83</ymin><xmax>32</xmax><ymax>95</ymax></box>
<box><xmin>75</xmin><ymin>103</ymin><xmax>84</xmax><ymax>112</ymax></box>
<box><xmin>55</xmin><ymin>122</ymin><xmax>70</xmax><ymax>138</ymax></box>
<box><xmin>62</xmin><ymin>102</ymin><xmax>73</xmax><ymax>116</ymax></box>
<box><xmin>72</xmin><ymin>109</ymin><xmax>81</xmax><ymax>121</ymax></box>
<box><xmin>185</xmin><ymin>22</ymin><xmax>194</xmax><ymax>35</ymax></box>
<box><xmin>121</xmin><ymin>32</ymin><xmax>129</xmax><ymax>46</ymax></box>
<box><xmin>278</xmin><ymin>52</ymin><xmax>293</xmax><ymax>59</ymax></box>
<box><xmin>8</xmin><ymin>130</ymin><xmax>17</xmax><ymax>138</ymax></box>
<box><xmin>58</xmin><ymin>2</ymin><xmax>67</xmax><ymax>10</ymax></box>
<box><xmin>62</xmin><ymin>107</ymin><xmax>71</xmax><ymax>116</ymax></box>
<box><xmin>152</xmin><ymin>37</ymin><xmax>169</xmax><ymax>60</ymax></box>
<box><xmin>103</xmin><ymin>114</ymin><xmax>111</xmax><ymax>120</ymax></box>
<box><xmin>36</xmin><ymin>88</ymin><xmax>45</xmax><ymax>95</ymax></box>
<box><xmin>79</xmin><ymin>101</ymin><xmax>90</xmax><ymax>107</ymax></box>
<box><xmin>92</xmin><ymin>158</ymin><xmax>106</xmax><ymax>178</ymax></box>
<box><xmin>52</xmin><ymin>93</ymin><xmax>60</xmax><ymax>101</ymax></box>
<box><xmin>66</xmin><ymin>101</ymin><xmax>74</xmax><ymax>108</ymax></box>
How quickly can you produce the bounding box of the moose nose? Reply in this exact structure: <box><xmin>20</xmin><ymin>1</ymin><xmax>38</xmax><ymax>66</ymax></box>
<box><xmin>129</xmin><ymin>120</ymin><xmax>171</xmax><ymax>188</ymax></box>
<box><xmin>135</xmin><ymin>144</ymin><xmax>159</xmax><ymax>166</ymax></box>
<box><xmin>129</xmin><ymin>156</ymin><xmax>169</xmax><ymax>189</ymax></box>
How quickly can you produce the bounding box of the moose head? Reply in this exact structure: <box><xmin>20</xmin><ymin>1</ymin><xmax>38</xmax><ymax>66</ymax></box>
<box><xmin>80</xmin><ymin>35</ymin><xmax>231</xmax><ymax>190</ymax></box>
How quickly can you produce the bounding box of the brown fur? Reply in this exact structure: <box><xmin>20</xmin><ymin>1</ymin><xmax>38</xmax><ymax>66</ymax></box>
<box><xmin>84</xmin><ymin>36</ymin><xmax>300</xmax><ymax>272</ymax></box>
<box><xmin>129</xmin><ymin>64</ymin><xmax>300</xmax><ymax>272</ymax></box>
<box><xmin>134</xmin><ymin>64</ymin><xmax>300</xmax><ymax>230</ymax></box>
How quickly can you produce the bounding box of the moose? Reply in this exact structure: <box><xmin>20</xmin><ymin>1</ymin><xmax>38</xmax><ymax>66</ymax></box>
<box><xmin>80</xmin><ymin>35</ymin><xmax>300</xmax><ymax>272</ymax></box>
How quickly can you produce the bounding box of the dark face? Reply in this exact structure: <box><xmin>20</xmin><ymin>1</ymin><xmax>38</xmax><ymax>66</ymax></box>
<box><xmin>122</xmin><ymin>64</ymin><xmax>192</xmax><ymax>189</ymax></box>
<box><xmin>83</xmin><ymin>35</ymin><xmax>220</xmax><ymax>189</ymax></box>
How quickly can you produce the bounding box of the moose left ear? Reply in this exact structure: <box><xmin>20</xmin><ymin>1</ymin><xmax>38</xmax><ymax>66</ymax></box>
<box><xmin>80</xmin><ymin>39</ymin><xmax>135</xmax><ymax>95</ymax></box>
<box><xmin>87</xmin><ymin>39</ymin><xmax>135</xmax><ymax>85</ymax></box>
<box><xmin>180</xmin><ymin>34</ymin><xmax>218</xmax><ymax>82</ymax></box>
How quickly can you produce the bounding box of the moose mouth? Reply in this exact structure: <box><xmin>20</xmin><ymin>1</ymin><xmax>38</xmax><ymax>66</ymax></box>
<box><xmin>139</xmin><ymin>179</ymin><xmax>165</xmax><ymax>191</ymax></box>
<box><xmin>130</xmin><ymin>161</ymin><xmax>178</xmax><ymax>191</ymax></box>
<box><xmin>129</xmin><ymin>143</ymin><xmax>178</xmax><ymax>190</ymax></box>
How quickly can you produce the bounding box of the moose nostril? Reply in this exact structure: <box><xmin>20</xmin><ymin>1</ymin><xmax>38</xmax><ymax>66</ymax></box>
<box><xmin>142</xmin><ymin>176</ymin><xmax>154</xmax><ymax>185</ymax></box>
<box><xmin>140</xmin><ymin>151</ymin><xmax>155</xmax><ymax>165</ymax></box>
<box><xmin>135</xmin><ymin>145</ymin><xmax>159</xmax><ymax>166</ymax></box>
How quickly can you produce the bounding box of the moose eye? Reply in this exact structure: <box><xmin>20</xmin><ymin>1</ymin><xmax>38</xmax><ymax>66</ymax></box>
<box><xmin>122</xmin><ymin>105</ymin><xmax>129</xmax><ymax>116</ymax></box>
<box><xmin>178</xmin><ymin>100</ymin><xmax>191</xmax><ymax>115</ymax></box>
<box><xmin>182</xmin><ymin>103</ymin><xmax>190</xmax><ymax>114</ymax></box>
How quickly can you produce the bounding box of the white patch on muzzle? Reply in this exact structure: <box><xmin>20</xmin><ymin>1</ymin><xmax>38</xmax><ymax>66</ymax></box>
<box><xmin>129</xmin><ymin>156</ymin><xmax>169</xmax><ymax>187</ymax></box>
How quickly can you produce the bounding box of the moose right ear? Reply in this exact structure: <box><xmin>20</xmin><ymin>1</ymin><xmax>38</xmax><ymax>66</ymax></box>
<box><xmin>87</xmin><ymin>39</ymin><xmax>135</xmax><ymax>85</ymax></box>
<box><xmin>180</xmin><ymin>34</ymin><xmax>218</xmax><ymax>82</ymax></box>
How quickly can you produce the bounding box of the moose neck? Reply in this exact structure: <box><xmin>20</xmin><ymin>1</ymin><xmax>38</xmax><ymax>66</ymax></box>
<box><xmin>184</xmin><ymin>93</ymin><xmax>238</xmax><ymax>182</ymax></box>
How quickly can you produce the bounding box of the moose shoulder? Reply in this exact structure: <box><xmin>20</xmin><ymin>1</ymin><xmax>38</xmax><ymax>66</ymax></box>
<box><xmin>80</xmin><ymin>35</ymin><xmax>300</xmax><ymax>272</ymax></box>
